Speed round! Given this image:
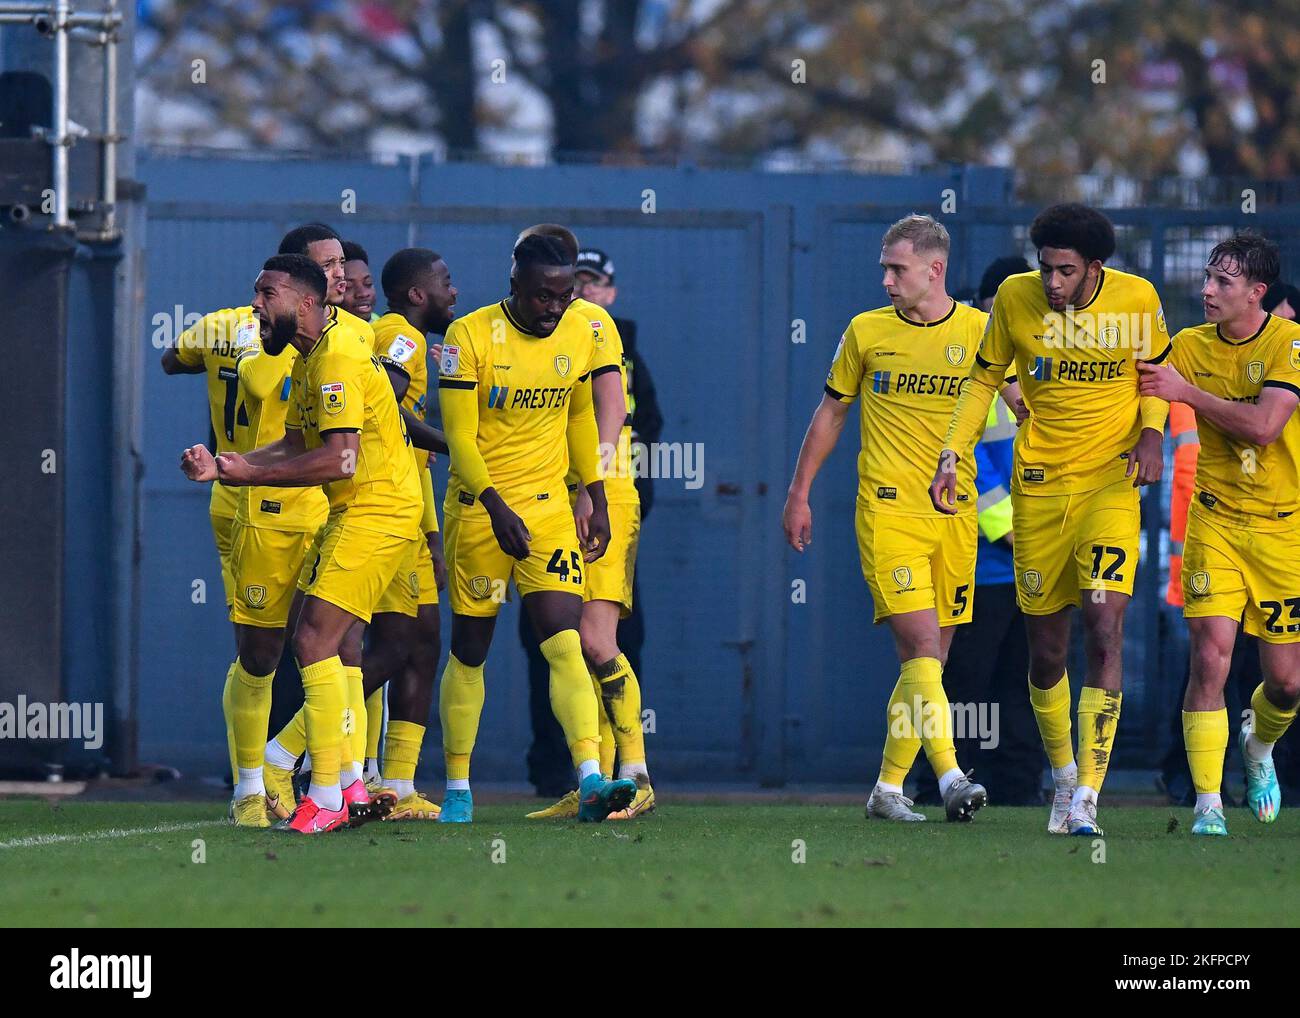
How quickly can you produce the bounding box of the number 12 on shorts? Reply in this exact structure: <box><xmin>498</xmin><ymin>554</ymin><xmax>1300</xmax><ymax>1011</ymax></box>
<box><xmin>1090</xmin><ymin>545</ymin><xmax>1126</xmax><ymax>582</ymax></box>
<box><xmin>546</xmin><ymin>549</ymin><xmax>584</xmax><ymax>585</ymax></box>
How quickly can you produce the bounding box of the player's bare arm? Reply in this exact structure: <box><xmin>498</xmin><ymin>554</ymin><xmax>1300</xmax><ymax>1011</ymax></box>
<box><xmin>217</xmin><ymin>429</ymin><xmax>357</xmax><ymax>487</ymax></box>
<box><xmin>1123</xmin><ymin>424</ymin><xmax>1165</xmax><ymax>487</ymax></box>
<box><xmin>581</xmin><ymin>479</ymin><xmax>611</xmax><ymax>563</ymax></box>
<box><xmin>782</xmin><ymin>394</ymin><xmax>850</xmax><ymax>552</ymax></box>
<box><xmin>383</xmin><ymin>362</ymin><xmax>412</xmax><ymax>405</ymax></box>
<box><xmin>401</xmin><ymin>408</ymin><xmax>449</xmax><ymax>455</ymax></box>
<box><xmin>573</xmin><ymin>481</ymin><xmax>593</xmax><ymax>544</ymax></box>
<box><xmin>479</xmin><ymin>486</ymin><xmax>532</xmax><ymax>560</ymax></box>
<box><xmin>427</xmin><ymin>529</ymin><xmax>447</xmax><ymax>591</ymax></box>
<box><xmin>591</xmin><ymin>369</ymin><xmax>627</xmax><ymax>473</ymax></box>
<box><xmin>1139</xmin><ymin>360</ymin><xmax>1299</xmax><ymax>446</ymax></box>
<box><xmin>160</xmin><ymin>347</ymin><xmax>204</xmax><ymax>375</ymax></box>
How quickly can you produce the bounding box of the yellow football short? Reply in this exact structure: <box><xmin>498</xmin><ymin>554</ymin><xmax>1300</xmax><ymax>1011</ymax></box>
<box><xmin>444</xmin><ymin>509</ymin><xmax>583</xmax><ymax>617</ymax></box>
<box><xmin>583</xmin><ymin>501</ymin><xmax>640</xmax><ymax>617</ymax></box>
<box><xmin>210</xmin><ymin>510</ymin><xmax>236</xmax><ymax>607</ymax></box>
<box><xmin>1012</xmin><ymin>477</ymin><xmax>1140</xmax><ymax>615</ymax></box>
<box><xmin>300</xmin><ymin>516</ymin><xmax>417</xmax><ymax>624</ymax></box>
<box><xmin>856</xmin><ymin>507</ymin><xmax>977</xmax><ymax>626</ymax></box>
<box><xmin>1183</xmin><ymin>501</ymin><xmax>1300</xmax><ymax>643</ymax></box>
<box><xmin>229</xmin><ymin>521</ymin><xmax>315</xmax><ymax>628</ymax></box>
<box><xmin>374</xmin><ymin>533</ymin><xmax>439</xmax><ymax>617</ymax></box>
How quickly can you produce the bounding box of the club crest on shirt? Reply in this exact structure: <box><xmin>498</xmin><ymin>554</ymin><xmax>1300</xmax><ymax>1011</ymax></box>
<box><xmin>245</xmin><ymin>585</ymin><xmax>267</xmax><ymax>608</ymax></box>
<box><xmin>555</xmin><ymin>354</ymin><xmax>572</xmax><ymax>378</ymax></box>
<box><xmin>1189</xmin><ymin>571</ymin><xmax>1211</xmax><ymax>597</ymax></box>
<box><xmin>440</xmin><ymin>345</ymin><xmax>460</xmax><ymax>376</ymax></box>
<box><xmin>1021</xmin><ymin>569</ymin><xmax>1043</xmax><ymax>594</ymax></box>
<box><xmin>321</xmin><ymin>382</ymin><xmax>345</xmax><ymax>415</ymax></box>
<box><xmin>387</xmin><ymin>335</ymin><xmax>419</xmax><ymax>364</ymax></box>
<box><xmin>1291</xmin><ymin>340</ymin><xmax>1300</xmax><ymax>371</ymax></box>
<box><xmin>470</xmin><ymin>575</ymin><xmax>491</xmax><ymax>599</ymax></box>
<box><xmin>945</xmin><ymin>344</ymin><xmax>966</xmax><ymax>366</ymax></box>
<box><xmin>1247</xmin><ymin>360</ymin><xmax>1264</xmax><ymax>385</ymax></box>
<box><xmin>1099</xmin><ymin>325</ymin><xmax>1120</xmax><ymax>350</ymax></box>
<box><xmin>892</xmin><ymin>566</ymin><xmax>912</xmax><ymax>589</ymax></box>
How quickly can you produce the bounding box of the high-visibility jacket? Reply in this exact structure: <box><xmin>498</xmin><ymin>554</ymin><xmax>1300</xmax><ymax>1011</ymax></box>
<box><xmin>1166</xmin><ymin>401</ymin><xmax>1199</xmax><ymax>607</ymax></box>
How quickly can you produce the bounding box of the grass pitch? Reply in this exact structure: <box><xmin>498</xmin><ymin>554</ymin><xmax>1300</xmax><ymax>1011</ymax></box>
<box><xmin>1</xmin><ymin>800</ymin><xmax>1297</xmax><ymax>927</ymax></box>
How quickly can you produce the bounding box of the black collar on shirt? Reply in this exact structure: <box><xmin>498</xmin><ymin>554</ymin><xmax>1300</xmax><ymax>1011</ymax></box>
<box><xmin>500</xmin><ymin>299</ymin><xmax>546</xmax><ymax>337</ymax></box>
<box><xmin>1216</xmin><ymin>313</ymin><xmax>1271</xmax><ymax>346</ymax></box>
<box><xmin>894</xmin><ymin>298</ymin><xmax>957</xmax><ymax>328</ymax></box>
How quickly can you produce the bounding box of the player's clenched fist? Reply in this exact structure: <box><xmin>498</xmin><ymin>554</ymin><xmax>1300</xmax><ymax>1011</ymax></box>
<box><xmin>180</xmin><ymin>444</ymin><xmax>217</xmax><ymax>482</ymax></box>
<box><xmin>929</xmin><ymin>448</ymin><xmax>960</xmax><ymax>515</ymax></box>
<box><xmin>782</xmin><ymin>493</ymin><xmax>813</xmax><ymax>552</ymax></box>
<box><xmin>214</xmin><ymin>451</ymin><xmax>256</xmax><ymax>486</ymax></box>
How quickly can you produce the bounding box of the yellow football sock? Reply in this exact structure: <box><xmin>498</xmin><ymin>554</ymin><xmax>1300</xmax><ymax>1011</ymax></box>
<box><xmin>439</xmin><ymin>654</ymin><xmax>485</xmax><ymax>781</ymax></box>
<box><xmin>900</xmin><ymin>656</ymin><xmax>959</xmax><ymax>779</ymax></box>
<box><xmin>299</xmin><ymin>656</ymin><xmax>347</xmax><ymax>791</ymax></box>
<box><xmin>592</xmin><ymin>671</ymin><xmax>616</xmax><ymax>776</ymax></box>
<box><xmin>878</xmin><ymin>675</ymin><xmax>921</xmax><ymax>787</ymax></box>
<box><xmin>383</xmin><ymin>720</ymin><xmax>424</xmax><ymax>782</ymax></box>
<box><xmin>1028</xmin><ymin>671</ymin><xmax>1075</xmax><ymax>769</ymax></box>
<box><xmin>1251</xmin><ymin>683</ymin><xmax>1300</xmax><ymax>744</ymax></box>
<box><xmin>541</xmin><ymin>629</ymin><xmax>600</xmax><ymax>768</ymax></box>
<box><xmin>343</xmin><ymin>665</ymin><xmax>366</xmax><ymax>771</ymax></box>
<box><xmin>220</xmin><ymin>661</ymin><xmax>238</xmax><ymax>780</ymax></box>
<box><xmin>365</xmin><ymin>686</ymin><xmax>385</xmax><ymax>761</ymax></box>
<box><xmin>1182</xmin><ymin>709</ymin><xmax>1228</xmax><ymax>795</ymax></box>
<box><xmin>230</xmin><ymin>659</ymin><xmax>275</xmax><ymax>772</ymax></box>
<box><xmin>1076</xmin><ymin>685</ymin><xmax>1122</xmax><ymax>792</ymax></box>
<box><xmin>273</xmin><ymin>708</ymin><xmax>307</xmax><ymax>758</ymax></box>
<box><xmin>595</xmin><ymin>654</ymin><xmax>645</xmax><ymax>771</ymax></box>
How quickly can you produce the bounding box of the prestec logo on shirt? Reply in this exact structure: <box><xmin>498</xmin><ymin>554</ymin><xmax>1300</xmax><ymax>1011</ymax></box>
<box><xmin>486</xmin><ymin>385</ymin><xmax>574</xmax><ymax>411</ymax></box>
<box><xmin>870</xmin><ymin>370</ymin><xmax>967</xmax><ymax>397</ymax></box>
<box><xmin>1029</xmin><ymin>355</ymin><xmax>1125</xmax><ymax>383</ymax></box>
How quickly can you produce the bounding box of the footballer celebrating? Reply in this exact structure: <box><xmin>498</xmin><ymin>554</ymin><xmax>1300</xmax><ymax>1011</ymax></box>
<box><xmin>183</xmin><ymin>254</ymin><xmax>424</xmax><ymax>834</ymax></box>
<box><xmin>514</xmin><ymin>225</ymin><xmax>655</xmax><ymax>821</ymax></box>
<box><xmin>783</xmin><ymin>214</ymin><xmax>993</xmax><ymax>823</ymax></box>
<box><xmin>931</xmin><ymin>203</ymin><xmax>1169</xmax><ymax>836</ymax></box>
<box><xmin>435</xmin><ymin>234</ymin><xmax>637</xmax><ymax>823</ymax></box>
<box><xmin>1138</xmin><ymin>232</ymin><xmax>1300</xmax><ymax>836</ymax></box>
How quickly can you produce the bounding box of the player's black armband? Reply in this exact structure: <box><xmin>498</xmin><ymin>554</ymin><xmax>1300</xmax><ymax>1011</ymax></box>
<box><xmin>1263</xmin><ymin>380</ymin><xmax>1300</xmax><ymax>400</ymax></box>
<box><xmin>319</xmin><ymin>428</ymin><xmax>361</xmax><ymax>437</ymax></box>
<box><xmin>975</xmin><ymin>353</ymin><xmax>993</xmax><ymax>370</ymax></box>
<box><xmin>438</xmin><ymin>379</ymin><xmax>476</xmax><ymax>389</ymax></box>
<box><xmin>823</xmin><ymin>383</ymin><xmax>850</xmax><ymax>401</ymax></box>
<box><xmin>1145</xmin><ymin>344</ymin><xmax>1172</xmax><ymax>365</ymax></box>
<box><xmin>590</xmin><ymin>364</ymin><xmax>620</xmax><ymax>379</ymax></box>
<box><xmin>380</xmin><ymin>359</ymin><xmax>411</xmax><ymax>380</ymax></box>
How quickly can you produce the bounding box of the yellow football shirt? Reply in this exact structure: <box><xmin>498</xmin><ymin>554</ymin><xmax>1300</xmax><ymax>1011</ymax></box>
<box><xmin>285</xmin><ymin>306</ymin><xmax>422</xmax><ymax>536</ymax></box>
<box><xmin>565</xmin><ymin>298</ymin><xmax>637</xmax><ymax>505</ymax></box>
<box><xmin>232</xmin><ymin>340</ymin><xmax>329</xmax><ymax>533</ymax></box>
<box><xmin>1171</xmin><ymin>314</ymin><xmax>1300</xmax><ymax>518</ymax></box>
<box><xmin>439</xmin><ymin>299</ymin><xmax>600</xmax><ymax>523</ymax></box>
<box><xmin>373</xmin><ymin>310</ymin><xmax>439</xmax><ymax>535</ymax></box>
<box><xmin>826</xmin><ymin>299</ymin><xmax>989</xmax><ymax>516</ymax></box>
<box><xmin>175</xmin><ymin>305</ymin><xmax>259</xmax><ymax>518</ymax></box>
<box><xmin>972</xmin><ymin>268</ymin><xmax>1171</xmax><ymax>495</ymax></box>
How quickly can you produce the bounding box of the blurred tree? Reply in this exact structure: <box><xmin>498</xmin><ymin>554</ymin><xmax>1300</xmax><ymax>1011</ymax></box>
<box><xmin>134</xmin><ymin>0</ymin><xmax>1300</xmax><ymax>185</ymax></box>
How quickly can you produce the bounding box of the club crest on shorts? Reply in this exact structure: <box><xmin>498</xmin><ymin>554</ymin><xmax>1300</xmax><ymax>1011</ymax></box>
<box><xmin>1247</xmin><ymin>360</ymin><xmax>1264</xmax><ymax>385</ymax></box>
<box><xmin>1291</xmin><ymin>340</ymin><xmax>1300</xmax><ymax>371</ymax></box>
<box><xmin>892</xmin><ymin>566</ymin><xmax>912</xmax><ymax>589</ymax></box>
<box><xmin>470</xmin><ymin>575</ymin><xmax>491</xmax><ymax>599</ymax></box>
<box><xmin>1021</xmin><ymin>569</ymin><xmax>1043</xmax><ymax>594</ymax></box>
<box><xmin>245</xmin><ymin>585</ymin><xmax>267</xmax><ymax>608</ymax></box>
<box><xmin>1189</xmin><ymin>570</ymin><xmax>1211</xmax><ymax>596</ymax></box>
<box><xmin>946</xmin><ymin>344</ymin><xmax>966</xmax><ymax>366</ymax></box>
<box><xmin>320</xmin><ymin>382</ymin><xmax>345</xmax><ymax>415</ymax></box>
<box><xmin>408</xmin><ymin>571</ymin><xmax>420</xmax><ymax>597</ymax></box>
<box><xmin>554</xmin><ymin>354</ymin><xmax>571</xmax><ymax>378</ymax></box>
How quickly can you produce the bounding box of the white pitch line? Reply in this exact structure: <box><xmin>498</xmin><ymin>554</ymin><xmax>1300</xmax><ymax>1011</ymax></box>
<box><xmin>0</xmin><ymin>820</ymin><xmax>226</xmax><ymax>850</ymax></box>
